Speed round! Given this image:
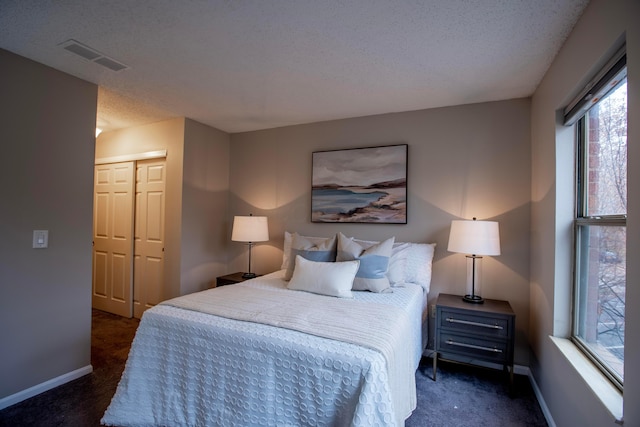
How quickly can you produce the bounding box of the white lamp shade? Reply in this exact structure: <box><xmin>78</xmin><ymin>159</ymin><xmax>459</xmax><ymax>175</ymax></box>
<box><xmin>231</xmin><ymin>216</ymin><xmax>269</xmax><ymax>242</ymax></box>
<box><xmin>447</xmin><ymin>219</ymin><xmax>500</xmax><ymax>256</ymax></box>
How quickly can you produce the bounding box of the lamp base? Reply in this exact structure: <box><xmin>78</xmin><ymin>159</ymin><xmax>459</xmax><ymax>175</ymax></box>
<box><xmin>242</xmin><ymin>272</ymin><xmax>257</xmax><ymax>279</ymax></box>
<box><xmin>463</xmin><ymin>294</ymin><xmax>484</xmax><ymax>304</ymax></box>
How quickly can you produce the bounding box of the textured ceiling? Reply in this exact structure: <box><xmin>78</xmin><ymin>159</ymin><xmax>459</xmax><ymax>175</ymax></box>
<box><xmin>0</xmin><ymin>0</ymin><xmax>589</xmax><ymax>134</ymax></box>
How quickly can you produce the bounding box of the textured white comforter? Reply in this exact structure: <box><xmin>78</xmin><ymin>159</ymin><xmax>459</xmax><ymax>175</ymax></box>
<box><xmin>102</xmin><ymin>271</ymin><xmax>426</xmax><ymax>427</ymax></box>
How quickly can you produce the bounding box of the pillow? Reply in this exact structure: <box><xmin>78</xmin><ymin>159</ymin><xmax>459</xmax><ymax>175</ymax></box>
<box><xmin>396</xmin><ymin>242</ymin><xmax>436</xmax><ymax>292</ymax></box>
<box><xmin>405</xmin><ymin>243</ymin><xmax>436</xmax><ymax>292</ymax></box>
<box><xmin>352</xmin><ymin>238</ymin><xmax>405</xmax><ymax>285</ymax></box>
<box><xmin>284</xmin><ymin>233</ymin><xmax>337</xmax><ymax>280</ymax></box>
<box><xmin>387</xmin><ymin>243</ymin><xmax>409</xmax><ymax>285</ymax></box>
<box><xmin>287</xmin><ymin>256</ymin><xmax>359</xmax><ymax>298</ymax></box>
<box><xmin>281</xmin><ymin>231</ymin><xmax>335</xmax><ymax>270</ymax></box>
<box><xmin>336</xmin><ymin>232</ymin><xmax>394</xmax><ymax>293</ymax></box>
<box><xmin>352</xmin><ymin>238</ymin><xmax>436</xmax><ymax>292</ymax></box>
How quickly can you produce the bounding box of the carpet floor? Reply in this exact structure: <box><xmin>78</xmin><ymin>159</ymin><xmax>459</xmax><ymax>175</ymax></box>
<box><xmin>0</xmin><ymin>309</ymin><xmax>547</xmax><ymax>426</ymax></box>
<box><xmin>406</xmin><ymin>359</ymin><xmax>547</xmax><ymax>427</ymax></box>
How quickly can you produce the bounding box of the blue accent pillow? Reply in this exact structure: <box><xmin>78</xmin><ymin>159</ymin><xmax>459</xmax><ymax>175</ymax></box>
<box><xmin>284</xmin><ymin>233</ymin><xmax>337</xmax><ymax>280</ymax></box>
<box><xmin>336</xmin><ymin>232</ymin><xmax>395</xmax><ymax>292</ymax></box>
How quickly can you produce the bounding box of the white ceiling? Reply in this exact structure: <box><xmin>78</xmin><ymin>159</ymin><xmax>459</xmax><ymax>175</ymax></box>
<box><xmin>0</xmin><ymin>0</ymin><xmax>589</xmax><ymax>134</ymax></box>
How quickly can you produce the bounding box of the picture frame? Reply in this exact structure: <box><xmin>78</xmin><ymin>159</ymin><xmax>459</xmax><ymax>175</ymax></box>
<box><xmin>311</xmin><ymin>144</ymin><xmax>407</xmax><ymax>223</ymax></box>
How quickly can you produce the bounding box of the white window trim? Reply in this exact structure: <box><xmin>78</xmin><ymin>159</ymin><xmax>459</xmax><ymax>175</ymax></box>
<box><xmin>550</xmin><ymin>336</ymin><xmax>623</xmax><ymax>424</ymax></box>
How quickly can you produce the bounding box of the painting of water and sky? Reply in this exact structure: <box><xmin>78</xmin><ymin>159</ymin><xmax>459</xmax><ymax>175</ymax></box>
<box><xmin>312</xmin><ymin>144</ymin><xmax>407</xmax><ymax>223</ymax></box>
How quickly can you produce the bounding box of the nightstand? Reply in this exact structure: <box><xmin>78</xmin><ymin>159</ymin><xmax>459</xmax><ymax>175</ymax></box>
<box><xmin>214</xmin><ymin>272</ymin><xmax>259</xmax><ymax>287</ymax></box>
<box><xmin>433</xmin><ymin>293</ymin><xmax>515</xmax><ymax>384</ymax></box>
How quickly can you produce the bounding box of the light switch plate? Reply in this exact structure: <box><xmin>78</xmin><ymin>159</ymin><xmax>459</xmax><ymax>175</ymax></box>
<box><xmin>33</xmin><ymin>230</ymin><xmax>48</xmax><ymax>249</ymax></box>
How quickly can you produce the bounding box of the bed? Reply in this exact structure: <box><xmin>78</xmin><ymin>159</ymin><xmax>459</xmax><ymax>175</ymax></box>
<box><xmin>102</xmin><ymin>233</ymin><xmax>435</xmax><ymax>427</ymax></box>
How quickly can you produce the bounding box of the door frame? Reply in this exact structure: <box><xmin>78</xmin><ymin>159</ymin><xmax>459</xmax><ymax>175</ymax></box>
<box><xmin>95</xmin><ymin>150</ymin><xmax>167</xmax><ymax>165</ymax></box>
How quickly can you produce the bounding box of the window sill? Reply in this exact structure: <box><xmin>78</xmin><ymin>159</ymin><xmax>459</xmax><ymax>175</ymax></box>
<box><xmin>550</xmin><ymin>336</ymin><xmax>623</xmax><ymax>424</ymax></box>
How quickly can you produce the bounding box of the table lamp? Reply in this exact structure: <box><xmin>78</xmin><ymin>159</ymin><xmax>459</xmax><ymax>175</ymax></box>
<box><xmin>447</xmin><ymin>217</ymin><xmax>501</xmax><ymax>303</ymax></box>
<box><xmin>231</xmin><ymin>214</ymin><xmax>269</xmax><ymax>279</ymax></box>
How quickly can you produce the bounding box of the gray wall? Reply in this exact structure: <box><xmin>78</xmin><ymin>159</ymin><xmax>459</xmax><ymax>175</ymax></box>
<box><xmin>0</xmin><ymin>50</ymin><xmax>97</xmax><ymax>399</ymax></box>
<box><xmin>229</xmin><ymin>99</ymin><xmax>532</xmax><ymax>364</ymax></box>
<box><xmin>181</xmin><ymin>118</ymin><xmax>231</xmax><ymax>294</ymax></box>
<box><xmin>530</xmin><ymin>0</ymin><xmax>640</xmax><ymax>425</ymax></box>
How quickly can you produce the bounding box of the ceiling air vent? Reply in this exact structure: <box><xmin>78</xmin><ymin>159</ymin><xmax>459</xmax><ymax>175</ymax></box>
<box><xmin>60</xmin><ymin>39</ymin><xmax>128</xmax><ymax>72</ymax></box>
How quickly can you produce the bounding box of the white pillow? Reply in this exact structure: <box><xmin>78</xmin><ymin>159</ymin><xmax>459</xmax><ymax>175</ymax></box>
<box><xmin>337</xmin><ymin>233</ymin><xmax>394</xmax><ymax>293</ymax></box>
<box><xmin>387</xmin><ymin>243</ymin><xmax>408</xmax><ymax>284</ymax></box>
<box><xmin>287</xmin><ymin>255</ymin><xmax>359</xmax><ymax>298</ymax></box>
<box><xmin>399</xmin><ymin>242</ymin><xmax>436</xmax><ymax>292</ymax></box>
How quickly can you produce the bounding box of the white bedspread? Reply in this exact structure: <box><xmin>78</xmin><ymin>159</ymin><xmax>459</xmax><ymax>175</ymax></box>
<box><xmin>102</xmin><ymin>271</ymin><xmax>426</xmax><ymax>427</ymax></box>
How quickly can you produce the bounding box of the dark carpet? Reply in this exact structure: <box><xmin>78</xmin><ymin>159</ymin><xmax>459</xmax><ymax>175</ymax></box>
<box><xmin>1</xmin><ymin>310</ymin><xmax>547</xmax><ymax>426</ymax></box>
<box><xmin>406</xmin><ymin>360</ymin><xmax>547</xmax><ymax>427</ymax></box>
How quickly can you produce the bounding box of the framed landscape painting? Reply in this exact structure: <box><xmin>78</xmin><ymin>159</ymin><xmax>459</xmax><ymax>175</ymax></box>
<box><xmin>312</xmin><ymin>144</ymin><xmax>407</xmax><ymax>223</ymax></box>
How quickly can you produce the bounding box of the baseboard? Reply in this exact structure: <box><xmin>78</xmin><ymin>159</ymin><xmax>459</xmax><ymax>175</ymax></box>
<box><xmin>518</xmin><ymin>365</ymin><xmax>556</xmax><ymax>427</ymax></box>
<box><xmin>0</xmin><ymin>365</ymin><xmax>93</xmax><ymax>410</ymax></box>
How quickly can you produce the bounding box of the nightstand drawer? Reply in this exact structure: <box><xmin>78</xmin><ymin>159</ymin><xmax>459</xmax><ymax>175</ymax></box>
<box><xmin>439</xmin><ymin>309</ymin><xmax>510</xmax><ymax>338</ymax></box>
<box><xmin>438</xmin><ymin>332</ymin><xmax>509</xmax><ymax>364</ymax></box>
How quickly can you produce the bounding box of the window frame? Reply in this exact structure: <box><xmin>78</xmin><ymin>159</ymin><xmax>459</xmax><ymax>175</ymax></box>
<box><xmin>570</xmin><ymin>67</ymin><xmax>627</xmax><ymax>392</ymax></box>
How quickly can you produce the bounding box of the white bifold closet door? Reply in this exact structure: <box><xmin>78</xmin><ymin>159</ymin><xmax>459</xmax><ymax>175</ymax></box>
<box><xmin>92</xmin><ymin>157</ymin><xmax>166</xmax><ymax>319</ymax></box>
<box><xmin>133</xmin><ymin>159</ymin><xmax>166</xmax><ymax>319</ymax></box>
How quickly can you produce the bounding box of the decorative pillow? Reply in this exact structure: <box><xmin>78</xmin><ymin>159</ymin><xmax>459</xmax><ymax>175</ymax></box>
<box><xmin>284</xmin><ymin>233</ymin><xmax>337</xmax><ymax>280</ymax></box>
<box><xmin>336</xmin><ymin>232</ymin><xmax>394</xmax><ymax>293</ymax></box>
<box><xmin>287</xmin><ymin>256</ymin><xmax>359</xmax><ymax>298</ymax></box>
<box><xmin>353</xmin><ymin>238</ymin><xmax>436</xmax><ymax>292</ymax></box>
<box><xmin>281</xmin><ymin>231</ymin><xmax>335</xmax><ymax>270</ymax></box>
<box><xmin>352</xmin><ymin>238</ymin><xmax>405</xmax><ymax>285</ymax></box>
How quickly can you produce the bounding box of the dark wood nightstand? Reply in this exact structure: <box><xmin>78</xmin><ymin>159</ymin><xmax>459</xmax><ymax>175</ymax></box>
<box><xmin>433</xmin><ymin>293</ymin><xmax>515</xmax><ymax>384</ymax></box>
<box><xmin>213</xmin><ymin>272</ymin><xmax>260</xmax><ymax>288</ymax></box>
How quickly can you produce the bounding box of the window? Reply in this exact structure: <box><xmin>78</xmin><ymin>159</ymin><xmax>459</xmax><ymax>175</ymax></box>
<box><xmin>568</xmin><ymin>50</ymin><xmax>627</xmax><ymax>390</ymax></box>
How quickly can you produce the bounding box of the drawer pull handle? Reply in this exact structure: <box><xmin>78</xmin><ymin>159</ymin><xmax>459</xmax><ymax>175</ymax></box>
<box><xmin>446</xmin><ymin>317</ymin><xmax>503</xmax><ymax>330</ymax></box>
<box><xmin>445</xmin><ymin>339</ymin><xmax>503</xmax><ymax>353</ymax></box>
